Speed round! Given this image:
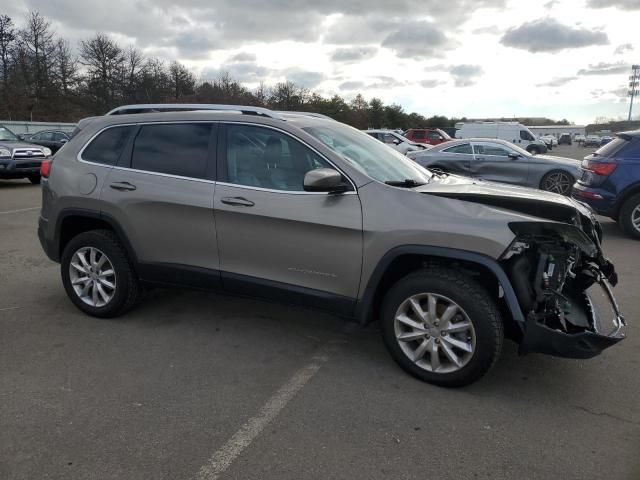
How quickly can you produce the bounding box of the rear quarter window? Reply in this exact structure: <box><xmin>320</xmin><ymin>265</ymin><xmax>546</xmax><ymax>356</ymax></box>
<box><xmin>81</xmin><ymin>126</ymin><xmax>135</xmax><ymax>165</ymax></box>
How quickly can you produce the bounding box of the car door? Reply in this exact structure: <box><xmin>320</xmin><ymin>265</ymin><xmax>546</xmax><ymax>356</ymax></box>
<box><xmin>429</xmin><ymin>143</ymin><xmax>474</xmax><ymax>174</ymax></box>
<box><xmin>52</xmin><ymin>132</ymin><xmax>69</xmax><ymax>152</ymax></box>
<box><xmin>99</xmin><ymin>122</ymin><xmax>220</xmax><ymax>287</ymax></box>
<box><xmin>471</xmin><ymin>141</ymin><xmax>529</xmax><ymax>185</ymax></box>
<box><xmin>214</xmin><ymin>122</ymin><xmax>362</xmax><ymax>312</ymax></box>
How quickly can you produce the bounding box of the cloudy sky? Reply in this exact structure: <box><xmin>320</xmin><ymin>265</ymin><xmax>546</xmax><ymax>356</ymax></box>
<box><xmin>5</xmin><ymin>0</ymin><xmax>640</xmax><ymax>124</ymax></box>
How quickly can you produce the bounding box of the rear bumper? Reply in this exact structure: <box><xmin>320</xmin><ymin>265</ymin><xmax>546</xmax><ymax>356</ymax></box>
<box><xmin>0</xmin><ymin>159</ymin><xmax>42</xmax><ymax>178</ymax></box>
<box><xmin>571</xmin><ymin>184</ymin><xmax>617</xmax><ymax>216</ymax></box>
<box><xmin>520</xmin><ymin>279</ymin><xmax>626</xmax><ymax>359</ymax></box>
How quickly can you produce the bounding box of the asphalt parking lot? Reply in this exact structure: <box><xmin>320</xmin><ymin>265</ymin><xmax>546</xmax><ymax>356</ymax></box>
<box><xmin>1</xmin><ymin>172</ymin><xmax>639</xmax><ymax>480</ymax></box>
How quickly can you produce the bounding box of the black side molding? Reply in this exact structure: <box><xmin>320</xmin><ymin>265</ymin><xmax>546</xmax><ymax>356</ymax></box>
<box><xmin>355</xmin><ymin>245</ymin><xmax>525</xmax><ymax>325</ymax></box>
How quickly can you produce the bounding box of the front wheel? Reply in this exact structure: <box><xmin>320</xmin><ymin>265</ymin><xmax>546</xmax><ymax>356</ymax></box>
<box><xmin>381</xmin><ymin>268</ymin><xmax>503</xmax><ymax>387</ymax></box>
<box><xmin>540</xmin><ymin>170</ymin><xmax>574</xmax><ymax>196</ymax></box>
<box><xmin>619</xmin><ymin>194</ymin><xmax>640</xmax><ymax>240</ymax></box>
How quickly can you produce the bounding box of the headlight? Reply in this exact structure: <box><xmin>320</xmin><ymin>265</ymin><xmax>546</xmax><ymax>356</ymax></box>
<box><xmin>0</xmin><ymin>147</ymin><xmax>11</xmax><ymax>158</ymax></box>
<box><xmin>41</xmin><ymin>147</ymin><xmax>52</xmax><ymax>156</ymax></box>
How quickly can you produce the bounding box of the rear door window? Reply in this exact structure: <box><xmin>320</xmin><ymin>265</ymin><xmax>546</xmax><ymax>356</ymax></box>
<box><xmin>444</xmin><ymin>144</ymin><xmax>472</xmax><ymax>154</ymax></box>
<box><xmin>411</xmin><ymin>130</ymin><xmax>426</xmax><ymax>139</ymax></box>
<box><xmin>131</xmin><ymin>123</ymin><xmax>213</xmax><ymax>179</ymax></box>
<box><xmin>82</xmin><ymin>126</ymin><xmax>135</xmax><ymax>166</ymax></box>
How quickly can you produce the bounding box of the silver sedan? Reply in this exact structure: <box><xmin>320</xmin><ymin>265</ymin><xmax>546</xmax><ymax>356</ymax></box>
<box><xmin>407</xmin><ymin>138</ymin><xmax>581</xmax><ymax>195</ymax></box>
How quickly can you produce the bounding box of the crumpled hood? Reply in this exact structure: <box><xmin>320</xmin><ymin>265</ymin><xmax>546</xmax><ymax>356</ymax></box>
<box><xmin>415</xmin><ymin>173</ymin><xmax>594</xmax><ymax>224</ymax></box>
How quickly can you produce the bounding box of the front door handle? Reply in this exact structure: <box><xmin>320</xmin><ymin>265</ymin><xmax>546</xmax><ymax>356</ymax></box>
<box><xmin>110</xmin><ymin>181</ymin><xmax>137</xmax><ymax>192</ymax></box>
<box><xmin>221</xmin><ymin>196</ymin><xmax>255</xmax><ymax>207</ymax></box>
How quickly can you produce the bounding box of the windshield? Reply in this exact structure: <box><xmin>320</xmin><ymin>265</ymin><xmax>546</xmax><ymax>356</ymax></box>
<box><xmin>0</xmin><ymin>126</ymin><xmax>19</xmax><ymax>141</ymax></box>
<box><xmin>303</xmin><ymin>124</ymin><xmax>432</xmax><ymax>184</ymax></box>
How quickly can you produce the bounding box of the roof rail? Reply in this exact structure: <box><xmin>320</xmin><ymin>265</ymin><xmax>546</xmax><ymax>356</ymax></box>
<box><xmin>105</xmin><ymin>103</ymin><xmax>283</xmax><ymax>120</ymax></box>
<box><xmin>277</xmin><ymin>111</ymin><xmax>334</xmax><ymax>120</ymax></box>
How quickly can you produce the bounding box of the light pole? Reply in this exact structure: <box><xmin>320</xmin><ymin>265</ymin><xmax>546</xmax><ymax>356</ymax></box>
<box><xmin>629</xmin><ymin>64</ymin><xmax>640</xmax><ymax>121</ymax></box>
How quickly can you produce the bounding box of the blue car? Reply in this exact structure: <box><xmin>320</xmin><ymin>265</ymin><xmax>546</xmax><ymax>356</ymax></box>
<box><xmin>572</xmin><ymin>130</ymin><xmax>640</xmax><ymax>239</ymax></box>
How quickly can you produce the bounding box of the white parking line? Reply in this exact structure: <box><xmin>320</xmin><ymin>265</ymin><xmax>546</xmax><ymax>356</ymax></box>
<box><xmin>194</xmin><ymin>336</ymin><xmax>347</xmax><ymax>480</ymax></box>
<box><xmin>0</xmin><ymin>206</ymin><xmax>39</xmax><ymax>216</ymax></box>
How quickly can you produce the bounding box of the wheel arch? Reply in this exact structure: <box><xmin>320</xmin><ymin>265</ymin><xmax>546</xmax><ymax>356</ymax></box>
<box><xmin>355</xmin><ymin>245</ymin><xmax>524</xmax><ymax>326</ymax></box>
<box><xmin>54</xmin><ymin>209</ymin><xmax>138</xmax><ymax>266</ymax></box>
<box><xmin>612</xmin><ymin>183</ymin><xmax>640</xmax><ymax>218</ymax></box>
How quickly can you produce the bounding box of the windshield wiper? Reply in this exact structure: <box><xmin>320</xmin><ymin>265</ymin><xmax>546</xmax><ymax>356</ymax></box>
<box><xmin>384</xmin><ymin>179</ymin><xmax>426</xmax><ymax>187</ymax></box>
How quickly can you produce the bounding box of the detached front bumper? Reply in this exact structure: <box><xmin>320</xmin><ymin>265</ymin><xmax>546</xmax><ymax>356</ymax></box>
<box><xmin>519</xmin><ymin>278</ymin><xmax>626</xmax><ymax>359</ymax></box>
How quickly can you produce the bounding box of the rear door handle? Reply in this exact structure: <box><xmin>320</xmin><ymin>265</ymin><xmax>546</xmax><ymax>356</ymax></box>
<box><xmin>110</xmin><ymin>181</ymin><xmax>137</xmax><ymax>192</ymax></box>
<box><xmin>221</xmin><ymin>196</ymin><xmax>254</xmax><ymax>207</ymax></box>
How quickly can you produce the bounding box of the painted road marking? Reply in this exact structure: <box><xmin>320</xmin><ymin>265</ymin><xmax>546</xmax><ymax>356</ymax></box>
<box><xmin>194</xmin><ymin>336</ymin><xmax>347</xmax><ymax>480</ymax></box>
<box><xmin>0</xmin><ymin>206</ymin><xmax>39</xmax><ymax>215</ymax></box>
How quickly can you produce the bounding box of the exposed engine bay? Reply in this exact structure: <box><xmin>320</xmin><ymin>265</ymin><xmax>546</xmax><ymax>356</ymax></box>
<box><xmin>501</xmin><ymin>218</ymin><xmax>625</xmax><ymax>358</ymax></box>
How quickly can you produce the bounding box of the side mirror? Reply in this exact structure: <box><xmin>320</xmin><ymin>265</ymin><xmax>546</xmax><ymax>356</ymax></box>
<box><xmin>303</xmin><ymin>168</ymin><xmax>347</xmax><ymax>193</ymax></box>
<box><xmin>392</xmin><ymin>139</ymin><xmax>401</xmax><ymax>145</ymax></box>
<box><xmin>59</xmin><ymin>139</ymin><xmax>68</xmax><ymax>145</ymax></box>
<box><xmin>508</xmin><ymin>152</ymin><xmax>520</xmax><ymax>160</ymax></box>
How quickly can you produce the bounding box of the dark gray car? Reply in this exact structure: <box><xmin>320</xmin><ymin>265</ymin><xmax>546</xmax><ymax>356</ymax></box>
<box><xmin>0</xmin><ymin>124</ymin><xmax>51</xmax><ymax>184</ymax></box>
<box><xmin>408</xmin><ymin>138</ymin><xmax>581</xmax><ymax>195</ymax></box>
<box><xmin>37</xmin><ymin>104</ymin><xmax>625</xmax><ymax>387</ymax></box>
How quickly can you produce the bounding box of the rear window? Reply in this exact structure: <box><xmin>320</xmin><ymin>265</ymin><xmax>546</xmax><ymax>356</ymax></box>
<box><xmin>82</xmin><ymin>126</ymin><xmax>135</xmax><ymax>165</ymax></box>
<box><xmin>594</xmin><ymin>137</ymin><xmax>628</xmax><ymax>158</ymax></box>
<box><xmin>411</xmin><ymin>130</ymin><xmax>426</xmax><ymax>139</ymax></box>
<box><xmin>444</xmin><ymin>143</ymin><xmax>472</xmax><ymax>154</ymax></box>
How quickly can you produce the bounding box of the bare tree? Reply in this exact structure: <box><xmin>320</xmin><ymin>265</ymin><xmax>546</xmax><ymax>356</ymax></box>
<box><xmin>123</xmin><ymin>45</ymin><xmax>144</xmax><ymax>102</ymax></box>
<box><xmin>80</xmin><ymin>33</ymin><xmax>125</xmax><ymax>111</ymax></box>
<box><xmin>0</xmin><ymin>14</ymin><xmax>16</xmax><ymax>115</ymax></box>
<box><xmin>53</xmin><ymin>38</ymin><xmax>77</xmax><ymax>95</ymax></box>
<box><xmin>168</xmin><ymin>60</ymin><xmax>195</xmax><ymax>99</ymax></box>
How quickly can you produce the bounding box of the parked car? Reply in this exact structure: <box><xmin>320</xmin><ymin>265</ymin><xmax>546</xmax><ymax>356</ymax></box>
<box><xmin>27</xmin><ymin>130</ymin><xmax>71</xmax><ymax>153</ymax></box>
<box><xmin>38</xmin><ymin>104</ymin><xmax>625</xmax><ymax>387</ymax></box>
<box><xmin>600</xmin><ymin>136</ymin><xmax>614</xmax><ymax>146</ymax></box>
<box><xmin>584</xmin><ymin>135</ymin><xmax>601</xmax><ymax>148</ymax></box>
<box><xmin>364</xmin><ymin>129</ymin><xmax>427</xmax><ymax>155</ymax></box>
<box><xmin>558</xmin><ymin>133</ymin><xmax>572</xmax><ymax>145</ymax></box>
<box><xmin>408</xmin><ymin>138</ymin><xmax>581</xmax><ymax>195</ymax></box>
<box><xmin>0</xmin><ymin>124</ymin><xmax>51</xmax><ymax>184</ymax></box>
<box><xmin>539</xmin><ymin>134</ymin><xmax>558</xmax><ymax>150</ymax></box>
<box><xmin>572</xmin><ymin>130</ymin><xmax>640</xmax><ymax>239</ymax></box>
<box><xmin>455</xmin><ymin>122</ymin><xmax>548</xmax><ymax>155</ymax></box>
<box><xmin>404</xmin><ymin>128</ymin><xmax>452</xmax><ymax>146</ymax></box>
<box><xmin>575</xmin><ymin>134</ymin><xmax>586</xmax><ymax>145</ymax></box>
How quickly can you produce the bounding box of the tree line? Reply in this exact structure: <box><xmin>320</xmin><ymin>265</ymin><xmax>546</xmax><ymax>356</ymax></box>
<box><xmin>0</xmin><ymin>11</ymin><xmax>573</xmax><ymax>130</ymax></box>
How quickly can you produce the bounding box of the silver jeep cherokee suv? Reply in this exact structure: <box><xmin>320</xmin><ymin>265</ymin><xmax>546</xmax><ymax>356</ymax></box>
<box><xmin>38</xmin><ymin>104</ymin><xmax>626</xmax><ymax>387</ymax></box>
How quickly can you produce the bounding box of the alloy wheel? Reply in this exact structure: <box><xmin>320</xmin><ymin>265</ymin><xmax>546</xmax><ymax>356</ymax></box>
<box><xmin>69</xmin><ymin>247</ymin><xmax>117</xmax><ymax>307</ymax></box>
<box><xmin>632</xmin><ymin>204</ymin><xmax>640</xmax><ymax>233</ymax></box>
<box><xmin>393</xmin><ymin>293</ymin><xmax>476</xmax><ymax>374</ymax></box>
<box><xmin>542</xmin><ymin>172</ymin><xmax>572</xmax><ymax>195</ymax></box>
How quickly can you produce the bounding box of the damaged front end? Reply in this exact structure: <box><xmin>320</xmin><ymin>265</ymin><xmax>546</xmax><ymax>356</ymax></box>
<box><xmin>501</xmin><ymin>217</ymin><xmax>626</xmax><ymax>359</ymax></box>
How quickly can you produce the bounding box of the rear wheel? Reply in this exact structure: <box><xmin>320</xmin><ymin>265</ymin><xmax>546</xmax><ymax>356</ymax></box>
<box><xmin>540</xmin><ymin>170</ymin><xmax>574</xmax><ymax>195</ymax></box>
<box><xmin>61</xmin><ymin>229</ymin><xmax>140</xmax><ymax>317</ymax></box>
<box><xmin>619</xmin><ymin>194</ymin><xmax>640</xmax><ymax>240</ymax></box>
<box><xmin>381</xmin><ymin>268</ymin><xmax>503</xmax><ymax>387</ymax></box>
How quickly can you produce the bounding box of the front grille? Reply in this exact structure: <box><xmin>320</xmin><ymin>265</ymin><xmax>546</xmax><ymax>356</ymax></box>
<box><xmin>13</xmin><ymin>148</ymin><xmax>45</xmax><ymax>159</ymax></box>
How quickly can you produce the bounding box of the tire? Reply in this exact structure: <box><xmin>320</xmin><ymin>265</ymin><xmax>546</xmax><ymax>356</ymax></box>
<box><xmin>527</xmin><ymin>146</ymin><xmax>541</xmax><ymax>155</ymax></box>
<box><xmin>540</xmin><ymin>170</ymin><xmax>574</xmax><ymax>196</ymax></box>
<box><xmin>619</xmin><ymin>194</ymin><xmax>640</xmax><ymax>240</ymax></box>
<box><xmin>381</xmin><ymin>267</ymin><xmax>503</xmax><ymax>387</ymax></box>
<box><xmin>61</xmin><ymin>229</ymin><xmax>140</xmax><ymax>318</ymax></box>
<box><xmin>28</xmin><ymin>175</ymin><xmax>41</xmax><ymax>185</ymax></box>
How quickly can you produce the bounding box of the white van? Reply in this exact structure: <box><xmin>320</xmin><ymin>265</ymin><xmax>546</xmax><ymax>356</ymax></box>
<box><xmin>455</xmin><ymin>122</ymin><xmax>548</xmax><ymax>154</ymax></box>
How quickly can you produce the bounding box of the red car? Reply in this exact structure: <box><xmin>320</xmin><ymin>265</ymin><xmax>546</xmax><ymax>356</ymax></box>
<box><xmin>404</xmin><ymin>128</ymin><xmax>452</xmax><ymax>145</ymax></box>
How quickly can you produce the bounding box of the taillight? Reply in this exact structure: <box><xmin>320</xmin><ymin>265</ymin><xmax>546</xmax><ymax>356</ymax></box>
<box><xmin>582</xmin><ymin>159</ymin><xmax>616</xmax><ymax>176</ymax></box>
<box><xmin>40</xmin><ymin>159</ymin><xmax>52</xmax><ymax>178</ymax></box>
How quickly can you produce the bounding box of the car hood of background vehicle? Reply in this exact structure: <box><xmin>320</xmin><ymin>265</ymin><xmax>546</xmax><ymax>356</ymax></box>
<box><xmin>0</xmin><ymin>141</ymin><xmax>46</xmax><ymax>151</ymax></box>
<box><xmin>415</xmin><ymin>174</ymin><xmax>589</xmax><ymax>224</ymax></box>
<box><xmin>534</xmin><ymin>154</ymin><xmax>581</xmax><ymax>167</ymax></box>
